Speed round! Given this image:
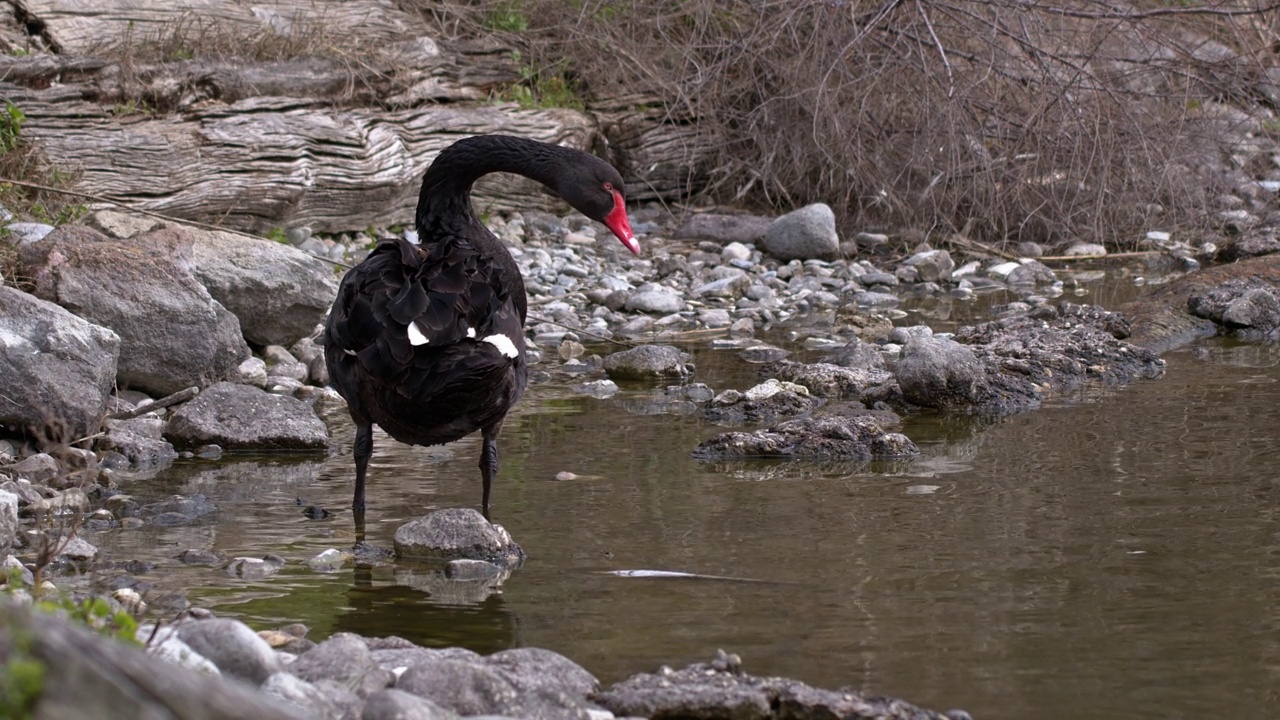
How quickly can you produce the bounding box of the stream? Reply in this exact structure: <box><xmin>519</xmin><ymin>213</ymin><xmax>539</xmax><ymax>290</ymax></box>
<box><xmin>94</xmin><ymin>269</ymin><xmax>1280</xmax><ymax>720</ymax></box>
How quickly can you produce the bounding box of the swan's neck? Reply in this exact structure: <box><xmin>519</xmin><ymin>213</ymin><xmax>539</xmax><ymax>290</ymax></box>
<box><xmin>414</xmin><ymin>136</ymin><xmax>564</xmax><ymax>241</ymax></box>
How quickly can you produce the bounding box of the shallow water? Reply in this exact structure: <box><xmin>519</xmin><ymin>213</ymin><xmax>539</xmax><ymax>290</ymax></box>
<box><xmin>96</xmin><ymin>273</ymin><xmax>1280</xmax><ymax>719</ymax></box>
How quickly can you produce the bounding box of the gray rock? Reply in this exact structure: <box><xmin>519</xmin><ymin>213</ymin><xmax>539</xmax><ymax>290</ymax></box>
<box><xmin>765</xmin><ymin>360</ymin><xmax>894</xmax><ymax>401</ymax></box>
<box><xmin>1064</xmin><ymin>242</ymin><xmax>1107</xmax><ymax>256</ymax></box>
<box><xmin>763</xmin><ymin>203</ymin><xmax>839</xmax><ymax>260</ymax></box>
<box><xmin>896</xmin><ymin>336</ymin><xmax>991</xmax><ymax>409</ymax></box>
<box><xmin>693</xmin><ymin>274</ymin><xmax>749</xmax><ymax>298</ymax></box>
<box><xmin>1006</xmin><ymin>259</ymin><xmax>1057</xmax><ymax>285</ymax></box>
<box><xmin>261</xmin><ymin>673</ymin><xmax>363</xmax><ymax>720</ymax></box>
<box><xmin>903</xmin><ymin>249</ymin><xmax>955</xmax><ymax>283</ymax></box>
<box><xmin>1</xmin><ymin>602</ymin><xmax>304</xmax><ymax>720</ymax></box>
<box><xmin>1222</xmin><ymin>288</ymin><xmax>1280</xmax><ymax>332</ymax></box>
<box><xmin>603</xmin><ymin>345</ymin><xmax>691</xmax><ymax>381</ymax></box>
<box><xmin>99</xmin><ymin>416</ymin><xmax>179</xmax><ymax>469</ymax></box>
<box><xmin>720</xmin><ymin>242</ymin><xmax>753</xmax><ymax>262</ymax></box>
<box><xmin>362</xmin><ymin>688</ymin><xmax>461</xmax><ymax>720</ymax></box>
<box><xmin>7</xmin><ymin>452</ymin><xmax>58</xmax><ymax>483</ymax></box>
<box><xmin>225</xmin><ymin>555</ymin><xmax>285</xmax><ymax>579</ymax></box>
<box><xmin>165</xmin><ymin>382</ymin><xmax>328</xmax><ymax>450</ymax></box>
<box><xmin>1016</xmin><ymin>241</ymin><xmax>1044</xmax><ymax>258</ymax></box>
<box><xmin>395</xmin><ymin>652</ymin><xmax>594</xmax><ymax>720</ymax></box>
<box><xmin>484</xmin><ymin>647</ymin><xmax>599</xmax><ymax>708</ymax></box>
<box><xmin>859</xmin><ymin>271</ymin><xmax>898</xmax><ymax>287</ymax></box>
<box><xmin>6</xmin><ymin>222</ymin><xmax>55</xmax><ymax>244</ymax></box>
<box><xmin>393</xmin><ymin>509</ymin><xmax>525</xmax><ymax>567</ymax></box>
<box><xmin>291</xmin><ymin>633</ymin><xmax>389</xmax><ymax>697</ymax></box>
<box><xmin>674</xmin><ymin>213</ymin><xmax>771</xmax><ymax>245</ymax></box>
<box><xmin>138</xmin><ymin>624</ymin><xmax>221</xmax><ymax>676</ymax></box>
<box><xmin>175</xmin><ymin>617</ymin><xmax>283</xmax><ymax>685</ymax></box>
<box><xmin>0</xmin><ymin>490</ymin><xmax>17</xmax><ymax>550</ymax></box>
<box><xmin>624</xmin><ymin>288</ymin><xmax>685</xmax><ymax>314</ymax></box>
<box><xmin>0</xmin><ymin>286</ymin><xmax>120</xmax><ymax>441</ymax></box>
<box><xmin>18</xmin><ymin>224</ymin><xmax>249</xmax><ymax>395</ymax></box>
<box><xmin>596</xmin><ymin>656</ymin><xmax>957</xmax><ymax>720</ymax></box>
<box><xmin>693</xmin><ymin>414</ymin><xmax>918</xmax><ymax>460</ymax></box>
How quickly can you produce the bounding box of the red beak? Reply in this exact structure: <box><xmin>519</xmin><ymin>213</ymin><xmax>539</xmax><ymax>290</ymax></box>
<box><xmin>603</xmin><ymin>190</ymin><xmax>640</xmax><ymax>255</ymax></box>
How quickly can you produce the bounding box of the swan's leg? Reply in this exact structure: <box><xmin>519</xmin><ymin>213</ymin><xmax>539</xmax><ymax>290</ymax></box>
<box><xmin>353</xmin><ymin>421</ymin><xmax>373</xmax><ymax>514</ymax></box>
<box><xmin>479</xmin><ymin>425</ymin><xmax>501</xmax><ymax>520</ymax></box>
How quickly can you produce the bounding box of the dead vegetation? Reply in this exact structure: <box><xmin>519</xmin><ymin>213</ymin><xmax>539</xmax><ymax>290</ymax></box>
<box><xmin>429</xmin><ymin>0</ymin><xmax>1280</xmax><ymax>250</ymax></box>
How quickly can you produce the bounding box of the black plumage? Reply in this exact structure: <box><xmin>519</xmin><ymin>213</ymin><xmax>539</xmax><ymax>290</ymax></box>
<box><xmin>324</xmin><ymin>135</ymin><xmax>638</xmax><ymax>518</ymax></box>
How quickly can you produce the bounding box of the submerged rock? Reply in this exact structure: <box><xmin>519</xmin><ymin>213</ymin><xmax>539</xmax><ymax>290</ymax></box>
<box><xmin>693</xmin><ymin>414</ymin><xmax>918</xmax><ymax>460</ymax></box>
<box><xmin>603</xmin><ymin>344</ymin><xmax>692</xmax><ymax>381</ymax></box>
<box><xmin>393</xmin><ymin>508</ymin><xmax>525</xmax><ymax>568</ymax></box>
<box><xmin>594</xmin><ymin>653</ymin><xmax>960</xmax><ymax>720</ymax></box>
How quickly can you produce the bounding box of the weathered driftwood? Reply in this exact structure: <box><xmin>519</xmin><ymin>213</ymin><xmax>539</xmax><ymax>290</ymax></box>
<box><xmin>0</xmin><ymin>0</ymin><xmax>714</xmax><ymax>233</ymax></box>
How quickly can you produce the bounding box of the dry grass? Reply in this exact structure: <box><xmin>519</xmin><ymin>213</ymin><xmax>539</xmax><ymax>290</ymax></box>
<box><xmin>428</xmin><ymin>0</ymin><xmax>1280</xmax><ymax>250</ymax></box>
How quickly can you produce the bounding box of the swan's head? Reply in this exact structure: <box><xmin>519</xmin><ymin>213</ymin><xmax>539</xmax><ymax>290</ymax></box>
<box><xmin>559</xmin><ymin>156</ymin><xmax>640</xmax><ymax>256</ymax></box>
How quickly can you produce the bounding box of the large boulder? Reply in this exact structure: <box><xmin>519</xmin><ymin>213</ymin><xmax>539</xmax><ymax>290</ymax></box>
<box><xmin>0</xmin><ymin>285</ymin><xmax>120</xmax><ymax>440</ymax></box>
<box><xmin>0</xmin><ymin>489</ymin><xmax>17</xmax><ymax>550</ymax></box>
<box><xmin>0</xmin><ymin>602</ymin><xmax>304</xmax><ymax>719</ymax></box>
<box><xmin>762</xmin><ymin>203</ymin><xmax>839</xmax><ymax>260</ymax></box>
<box><xmin>88</xmin><ymin>210</ymin><xmax>338</xmax><ymax>348</ymax></box>
<box><xmin>165</xmin><ymin>382</ymin><xmax>328</xmax><ymax>450</ymax></box>
<box><xmin>394</xmin><ymin>647</ymin><xmax>597</xmax><ymax>719</ymax></box>
<box><xmin>188</xmin><ymin>228</ymin><xmax>338</xmax><ymax>347</ymax></box>
<box><xmin>18</xmin><ymin>224</ymin><xmax>250</xmax><ymax>395</ymax></box>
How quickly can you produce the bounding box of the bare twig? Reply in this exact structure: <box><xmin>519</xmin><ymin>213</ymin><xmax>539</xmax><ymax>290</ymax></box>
<box><xmin>107</xmin><ymin>386</ymin><xmax>200</xmax><ymax>421</ymax></box>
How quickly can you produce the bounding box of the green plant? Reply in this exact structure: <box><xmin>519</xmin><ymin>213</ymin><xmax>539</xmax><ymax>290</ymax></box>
<box><xmin>497</xmin><ymin>52</ymin><xmax>583</xmax><ymax>110</ymax></box>
<box><xmin>265</xmin><ymin>227</ymin><xmax>288</xmax><ymax>244</ymax></box>
<box><xmin>0</xmin><ymin>631</ymin><xmax>43</xmax><ymax>720</ymax></box>
<box><xmin>486</xmin><ymin>2</ymin><xmax>529</xmax><ymax>32</ymax></box>
<box><xmin>0</xmin><ymin>103</ymin><xmax>26</xmax><ymax>154</ymax></box>
<box><xmin>35</xmin><ymin>595</ymin><xmax>139</xmax><ymax>645</ymax></box>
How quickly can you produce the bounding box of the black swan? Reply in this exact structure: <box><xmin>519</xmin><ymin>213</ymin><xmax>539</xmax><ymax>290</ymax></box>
<box><xmin>324</xmin><ymin>135</ymin><xmax>638</xmax><ymax>519</ymax></box>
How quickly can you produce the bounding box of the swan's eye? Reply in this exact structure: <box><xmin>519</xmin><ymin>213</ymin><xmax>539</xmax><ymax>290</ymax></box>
<box><xmin>603</xmin><ymin>182</ymin><xmax>614</xmax><ymax>193</ymax></box>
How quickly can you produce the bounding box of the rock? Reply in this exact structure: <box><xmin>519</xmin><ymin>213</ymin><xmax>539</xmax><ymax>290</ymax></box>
<box><xmin>603</xmin><ymin>345</ymin><xmax>691</xmax><ymax>381</ymax></box>
<box><xmin>703</xmin><ymin>385</ymin><xmax>818</xmax><ymax>425</ymax></box>
<box><xmin>1187</xmin><ymin>280</ymin><xmax>1280</xmax><ymax>340</ymax></box>
<box><xmin>261</xmin><ymin>672</ymin><xmax>364</xmax><ymax>719</ymax></box>
<box><xmin>139</xmin><ymin>623</ymin><xmax>222</xmax><ymax>676</ymax></box>
<box><xmin>571</xmin><ymin>379</ymin><xmax>619</xmax><ymax>399</ymax></box>
<box><xmin>903</xmin><ymin>249</ymin><xmax>955</xmax><ymax>283</ymax></box>
<box><xmin>18</xmin><ymin>224</ymin><xmax>250</xmax><ymax>395</ymax></box>
<box><xmin>0</xmin><ymin>490</ymin><xmax>17</xmax><ymax>550</ymax></box>
<box><xmin>362</xmin><ymin>689</ymin><xmax>461</xmax><ymax>720</ymax></box>
<box><xmin>99</xmin><ymin>416</ymin><xmax>179</xmax><ymax>469</ymax></box>
<box><xmin>175</xmin><ymin>617</ymin><xmax>284</xmax><ymax>686</ymax></box>
<box><xmin>1222</xmin><ymin>288</ymin><xmax>1280</xmax><ymax>334</ymax></box>
<box><xmin>720</xmin><ymin>242</ymin><xmax>753</xmax><ymax>262</ymax></box>
<box><xmin>693</xmin><ymin>414</ymin><xmax>919</xmax><ymax>460</ymax></box>
<box><xmin>762</xmin><ymin>203</ymin><xmax>839</xmax><ymax>260</ymax></box>
<box><xmin>595</xmin><ymin>656</ymin><xmax>958</xmax><ymax>720</ymax></box>
<box><xmin>0</xmin><ymin>286</ymin><xmax>121</xmax><ymax>441</ymax></box>
<box><xmin>896</xmin><ymin>335</ymin><xmax>990</xmax><ymax>409</ymax></box>
<box><xmin>290</xmin><ymin>633</ymin><xmax>388</xmax><ymax>697</ymax></box>
<box><xmin>226</xmin><ymin>555</ymin><xmax>286</xmax><ymax>579</ymax></box>
<box><xmin>7</xmin><ymin>453</ymin><xmax>58</xmax><ymax>483</ymax></box>
<box><xmin>6</xmin><ymin>221</ymin><xmax>55</xmax><ymax>244</ymax></box>
<box><xmin>765</xmin><ymin>360</ymin><xmax>894</xmax><ymax>400</ymax></box>
<box><xmin>305</xmin><ymin>548</ymin><xmax>352</xmax><ymax>572</ymax></box>
<box><xmin>624</xmin><ymin>287</ymin><xmax>685</xmax><ymax>313</ymax></box>
<box><xmin>1064</xmin><ymin>242</ymin><xmax>1107</xmax><ymax>256</ymax></box>
<box><xmin>674</xmin><ymin>213</ymin><xmax>771</xmax><ymax>245</ymax></box>
<box><xmin>395</xmin><ymin>650</ymin><xmax>596</xmax><ymax>720</ymax></box>
<box><xmin>165</xmin><ymin>382</ymin><xmax>328</xmax><ymax>450</ymax></box>
<box><xmin>143</xmin><ymin>494</ymin><xmax>218</xmax><ymax>525</ymax></box>
<box><xmin>393</xmin><ymin>509</ymin><xmax>525</xmax><ymax>567</ymax></box>
<box><xmin>1</xmin><ymin>603</ymin><xmax>304</xmax><ymax>720</ymax></box>
<box><xmin>1006</xmin><ymin>259</ymin><xmax>1057</xmax><ymax>285</ymax></box>
<box><xmin>86</xmin><ymin>210</ymin><xmax>332</xmax><ymax>348</ymax></box>
<box><xmin>56</xmin><ymin>534</ymin><xmax>99</xmax><ymax>562</ymax></box>
<box><xmin>1016</xmin><ymin>241</ymin><xmax>1044</xmax><ymax>258</ymax></box>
